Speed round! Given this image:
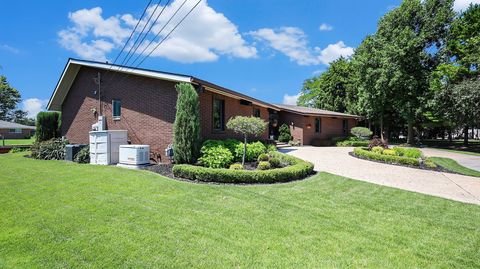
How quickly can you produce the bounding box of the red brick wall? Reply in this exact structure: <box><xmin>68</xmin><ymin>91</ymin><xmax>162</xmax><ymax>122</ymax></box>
<box><xmin>61</xmin><ymin>67</ymin><xmax>269</xmax><ymax>162</ymax></box>
<box><xmin>0</xmin><ymin>128</ymin><xmax>33</xmax><ymax>139</ymax></box>
<box><xmin>199</xmin><ymin>90</ymin><xmax>269</xmax><ymax>141</ymax></box>
<box><xmin>278</xmin><ymin>111</ymin><xmax>357</xmax><ymax>145</ymax></box>
<box><xmin>61</xmin><ymin>67</ymin><xmax>178</xmax><ymax>161</ymax></box>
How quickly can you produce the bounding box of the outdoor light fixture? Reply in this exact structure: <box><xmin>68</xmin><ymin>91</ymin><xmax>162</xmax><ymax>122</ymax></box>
<box><xmin>306</xmin><ymin>124</ymin><xmax>312</xmax><ymax>129</ymax></box>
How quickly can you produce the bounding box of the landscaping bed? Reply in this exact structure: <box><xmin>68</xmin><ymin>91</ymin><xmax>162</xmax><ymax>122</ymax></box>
<box><xmin>351</xmin><ymin>146</ymin><xmax>441</xmax><ymax>171</ymax></box>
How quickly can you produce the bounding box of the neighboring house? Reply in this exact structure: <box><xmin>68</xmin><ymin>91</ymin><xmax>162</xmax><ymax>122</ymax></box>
<box><xmin>47</xmin><ymin>58</ymin><xmax>360</xmax><ymax>161</ymax></box>
<box><xmin>0</xmin><ymin>120</ymin><xmax>35</xmax><ymax>139</ymax></box>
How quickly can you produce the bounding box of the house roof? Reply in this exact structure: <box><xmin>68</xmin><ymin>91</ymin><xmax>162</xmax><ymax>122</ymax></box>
<box><xmin>47</xmin><ymin>58</ymin><xmax>361</xmax><ymax>119</ymax></box>
<box><xmin>47</xmin><ymin>58</ymin><xmax>275</xmax><ymax>111</ymax></box>
<box><xmin>0</xmin><ymin>120</ymin><xmax>35</xmax><ymax>130</ymax></box>
<box><xmin>273</xmin><ymin>104</ymin><xmax>361</xmax><ymax>119</ymax></box>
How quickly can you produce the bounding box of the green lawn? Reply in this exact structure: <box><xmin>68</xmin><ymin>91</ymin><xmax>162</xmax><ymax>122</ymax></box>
<box><xmin>1</xmin><ymin>137</ymin><xmax>35</xmax><ymax>146</ymax></box>
<box><xmin>430</xmin><ymin>157</ymin><xmax>480</xmax><ymax>177</ymax></box>
<box><xmin>1</xmin><ymin>153</ymin><xmax>480</xmax><ymax>268</ymax></box>
<box><xmin>434</xmin><ymin>148</ymin><xmax>480</xmax><ymax>157</ymax></box>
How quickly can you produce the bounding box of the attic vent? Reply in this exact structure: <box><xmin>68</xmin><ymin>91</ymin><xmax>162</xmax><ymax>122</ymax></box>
<box><xmin>240</xmin><ymin>99</ymin><xmax>252</xmax><ymax>106</ymax></box>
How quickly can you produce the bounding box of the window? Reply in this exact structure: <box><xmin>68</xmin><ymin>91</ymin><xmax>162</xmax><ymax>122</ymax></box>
<box><xmin>342</xmin><ymin>119</ymin><xmax>348</xmax><ymax>134</ymax></box>
<box><xmin>315</xmin><ymin>118</ymin><xmax>321</xmax><ymax>133</ymax></box>
<box><xmin>112</xmin><ymin>100</ymin><xmax>121</xmax><ymax>120</ymax></box>
<box><xmin>253</xmin><ymin>108</ymin><xmax>261</xmax><ymax>118</ymax></box>
<box><xmin>213</xmin><ymin>98</ymin><xmax>225</xmax><ymax>131</ymax></box>
<box><xmin>9</xmin><ymin>128</ymin><xmax>21</xmax><ymax>133</ymax></box>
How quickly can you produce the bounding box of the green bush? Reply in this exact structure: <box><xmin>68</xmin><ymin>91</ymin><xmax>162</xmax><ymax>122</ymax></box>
<box><xmin>173</xmin><ymin>83</ymin><xmax>201</xmax><ymax>164</ymax></box>
<box><xmin>268</xmin><ymin>157</ymin><xmax>281</xmax><ymax>168</ymax></box>
<box><xmin>74</xmin><ymin>146</ymin><xmax>90</xmax><ymax>163</ymax></box>
<box><xmin>257</xmin><ymin>161</ymin><xmax>271</xmax><ymax>170</ymax></box>
<box><xmin>173</xmin><ymin>151</ymin><xmax>314</xmax><ymax>184</ymax></box>
<box><xmin>335</xmin><ymin>137</ymin><xmax>370</xmax><ymax>147</ymax></box>
<box><xmin>198</xmin><ymin>145</ymin><xmax>234</xmax><ymax>168</ymax></box>
<box><xmin>229</xmin><ymin>163</ymin><xmax>244</xmax><ymax>170</ymax></box>
<box><xmin>383</xmin><ymin>149</ymin><xmax>396</xmax><ymax>156</ymax></box>
<box><xmin>278</xmin><ymin>123</ymin><xmax>292</xmax><ymax>142</ymax></box>
<box><xmin>224</xmin><ymin>139</ymin><xmax>241</xmax><ymax>154</ymax></box>
<box><xmin>266</xmin><ymin>144</ymin><xmax>277</xmax><ymax>152</ymax></box>
<box><xmin>258</xmin><ymin>153</ymin><xmax>269</xmax><ymax>162</ymax></box>
<box><xmin>31</xmin><ymin>138</ymin><xmax>68</xmax><ymax>160</ymax></box>
<box><xmin>36</xmin><ymin>112</ymin><xmax>61</xmax><ymax>142</ymax></box>
<box><xmin>10</xmin><ymin>147</ymin><xmax>29</xmax><ymax>153</ymax></box>
<box><xmin>350</xmin><ymin>127</ymin><xmax>373</xmax><ymax>139</ymax></box>
<box><xmin>353</xmin><ymin>147</ymin><xmax>420</xmax><ymax>166</ymax></box>
<box><xmin>234</xmin><ymin>141</ymin><xmax>266</xmax><ymax>162</ymax></box>
<box><xmin>393</xmin><ymin>147</ymin><xmax>422</xmax><ymax>159</ymax></box>
<box><xmin>423</xmin><ymin>158</ymin><xmax>437</xmax><ymax>168</ymax></box>
<box><xmin>372</xmin><ymin>146</ymin><xmax>384</xmax><ymax>154</ymax></box>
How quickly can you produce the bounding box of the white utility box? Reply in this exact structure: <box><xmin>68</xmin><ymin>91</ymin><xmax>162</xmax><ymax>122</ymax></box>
<box><xmin>89</xmin><ymin>130</ymin><xmax>128</xmax><ymax>165</ymax></box>
<box><xmin>119</xmin><ymin>145</ymin><xmax>150</xmax><ymax>165</ymax></box>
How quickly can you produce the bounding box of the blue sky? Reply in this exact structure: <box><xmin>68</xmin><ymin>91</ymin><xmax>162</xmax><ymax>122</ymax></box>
<box><xmin>0</xmin><ymin>0</ymin><xmax>476</xmax><ymax>117</ymax></box>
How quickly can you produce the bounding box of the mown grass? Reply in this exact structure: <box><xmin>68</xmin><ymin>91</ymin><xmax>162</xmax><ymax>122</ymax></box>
<box><xmin>1</xmin><ymin>153</ymin><xmax>479</xmax><ymax>268</ymax></box>
<box><xmin>1</xmin><ymin>137</ymin><xmax>35</xmax><ymax>146</ymax></box>
<box><xmin>431</xmin><ymin>157</ymin><xmax>480</xmax><ymax>177</ymax></box>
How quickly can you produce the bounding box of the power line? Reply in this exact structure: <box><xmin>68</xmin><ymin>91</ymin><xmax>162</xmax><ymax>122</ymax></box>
<box><xmin>135</xmin><ymin>0</ymin><xmax>202</xmax><ymax>67</ymax></box>
<box><xmin>117</xmin><ymin>0</ymin><xmax>163</xmax><ymax>68</ymax></box>
<box><xmin>111</xmin><ymin>0</ymin><xmax>153</xmax><ymax>66</ymax></box>
<box><xmin>120</xmin><ymin>0</ymin><xmax>171</xmax><ymax>68</ymax></box>
<box><xmin>107</xmin><ymin>0</ymin><xmax>201</xmax><ymax>87</ymax></box>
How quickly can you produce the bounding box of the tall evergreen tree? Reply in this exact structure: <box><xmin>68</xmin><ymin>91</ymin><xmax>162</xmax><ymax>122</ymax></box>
<box><xmin>173</xmin><ymin>83</ymin><xmax>201</xmax><ymax>164</ymax></box>
<box><xmin>0</xmin><ymin>75</ymin><xmax>21</xmax><ymax>121</ymax></box>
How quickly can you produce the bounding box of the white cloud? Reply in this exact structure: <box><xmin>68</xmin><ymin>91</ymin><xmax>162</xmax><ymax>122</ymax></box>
<box><xmin>283</xmin><ymin>93</ymin><xmax>301</xmax><ymax>105</ymax></box>
<box><xmin>319</xmin><ymin>23</ymin><xmax>333</xmax><ymax>31</ymax></box>
<box><xmin>22</xmin><ymin>98</ymin><xmax>48</xmax><ymax>118</ymax></box>
<box><xmin>58</xmin><ymin>1</ymin><xmax>256</xmax><ymax>63</ymax></box>
<box><xmin>454</xmin><ymin>0</ymin><xmax>480</xmax><ymax>11</ymax></box>
<box><xmin>312</xmin><ymin>69</ymin><xmax>324</xmax><ymax>76</ymax></box>
<box><xmin>0</xmin><ymin>44</ymin><xmax>20</xmax><ymax>54</ymax></box>
<box><xmin>249</xmin><ymin>27</ymin><xmax>353</xmax><ymax>66</ymax></box>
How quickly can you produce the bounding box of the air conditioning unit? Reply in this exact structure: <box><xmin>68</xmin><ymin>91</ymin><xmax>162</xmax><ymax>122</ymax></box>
<box><xmin>119</xmin><ymin>145</ymin><xmax>150</xmax><ymax>165</ymax></box>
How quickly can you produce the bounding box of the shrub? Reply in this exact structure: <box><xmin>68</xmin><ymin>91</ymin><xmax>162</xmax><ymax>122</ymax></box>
<box><xmin>199</xmin><ymin>145</ymin><xmax>234</xmax><ymax>168</ymax></box>
<box><xmin>393</xmin><ymin>147</ymin><xmax>423</xmax><ymax>159</ymax></box>
<box><xmin>423</xmin><ymin>158</ymin><xmax>437</xmax><ymax>168</ymax></box>
<box><xmin>383</xmin><ymin>149</ymin><xmax>396</xmax><ymax>156</ymax></box>
<box><xmin>266</xmin><ymin>144</ymin><xmax>277</xmax><ymax>152</ymax></box>
<box><xmin>224</xmin><ymin>139</ymin><xmax>241</xmax><ymax>154</ymax></box>
<box><xmin>226</xmin><ymin>116</ymin><xmax>267</xmax><ymax>165</ymax></box>
<box><xmin>10</xmin><ymin>147</ymin><xmax>29</xmax><ymax>153</ymax></box>
<box><xmin>278</xmin><ymin>123</ymin><xmax>292</xmax><ymax>142</ymax></box>
<box><xmin>257</xmin><ymin>161</ymin><xmax>271</xmax><ymax>170</ymax></box>
<box><xmin>350</xmin><ymin>127</ymin><xmax>373</xmax><ymax>139</ymax></box>
<box><xmin>368</xmin><ymin>137</ymin><xmax>388</xmax><ymax>149</ymax></box>
<box><xmin>372</xmin><ymin>146</ymin><xmax>384</xmax><ymax>154</ymax></box>
<box><xmin>234</xmin><ymin>141</ymin><xmax>267</xmax><ymax>162</ymax></box>
<box><xmin>288</xmin><ymin>140</ymin><xmax>301</xmax><ymax>146</ymax></box>
<box><xmin>353</xmin><ymin>147</ymin><xmax>420</xmax><ymax>166</ymax></box>
<box><xmin>258</xmin><ymin>153</ymin><xmax>269</xmax><ymax>162</ymax></box>
<box><xmin>229</xmin><ymin>163</ymin><xmax>244</xmax><ymax>170</ymax></box>
<box><xmin>74</xmin><ymin>146</ymin><xmax>90</xmax><ymax>163</ymax></box>
<box><xmin>173</xmin><ymin>151</ymin><xmax>314</xmax><ymax>184</ymax></box>
<box><xmin>36</xmin><ymin>112</ymin><xmax>61</xmax><ymax>142</ymax></box>
<box><xmin>173</xmin><ymin>83</ymin><xmax>201</xmax><ymax>164</ymax></box>
<box><xmin>31</xmin><ymin>138</ymin><xmax>68</xmax><ymax>160</ymax></box>
<box><xmin>268</xmin><ymin>157</ymin><xmax>281</xmax><ymax>168</ymax></box>
<box><xmin>336</xmin><ymin>137</ymin><xmax>370</xmax><ymax>147</ymax></box>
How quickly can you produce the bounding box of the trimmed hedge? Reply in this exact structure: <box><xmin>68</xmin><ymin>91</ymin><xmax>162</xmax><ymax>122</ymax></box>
<box><xmin>172</xmin><ymin>151</ymin><xmax>314</xmax><ymax>184</ymax></box>
<box><xmin>353</xmin><ymin>147</ymin><xmax>420</xmax><ymax>166</ymax></box>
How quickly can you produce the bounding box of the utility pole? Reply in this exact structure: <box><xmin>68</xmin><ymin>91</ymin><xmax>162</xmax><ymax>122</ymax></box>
<box><xmin>94</xmin><ymin>72</ymin><xmax>102</xmax><ymax>116</ymax></box>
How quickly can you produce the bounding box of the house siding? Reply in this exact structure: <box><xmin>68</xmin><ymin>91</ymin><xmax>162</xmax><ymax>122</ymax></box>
<box><xmin>61</xmin><ymin>66</ymin><xmax>269</xmax><ymax>162</ymax></box>
<box><xmin>0</xmin><ymin>128</ymin><xmax>33</xmax><ymax>139</ymax></box>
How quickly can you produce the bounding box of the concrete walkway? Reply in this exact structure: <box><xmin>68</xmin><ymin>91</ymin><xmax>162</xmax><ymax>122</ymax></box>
<box><xmin>282</xmin><ymin>146</ymin><xmax>480</xmax><ymax>205</ymax></box>
<box><xmin>420</xmin><ymin>148</ymin><xmax>480</xmax><ymax>172</ymax></box>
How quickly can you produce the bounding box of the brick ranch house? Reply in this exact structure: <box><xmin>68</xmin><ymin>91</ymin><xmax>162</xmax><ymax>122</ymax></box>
<box><xmin>47</xmin><ymin>59</ymin><xmax>360</xmax><ymax>161</ymax></box>
<box><xmin>0</xmin><ymin>120</ymin><xmax>35</xmax><ymax>139</ymax></box>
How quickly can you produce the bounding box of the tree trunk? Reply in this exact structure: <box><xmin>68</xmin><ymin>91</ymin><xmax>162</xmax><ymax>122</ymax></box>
<box><xmin>407</xmin><ymin>121</ymin><xmax>414</xmax><ymax>145</ymax></box>
<box><xmin>448</xmin><ymin>130</ymin><xmax>452</xmax><ymax>143</ymax></box>
<box><xmin>242</xmin><ymin>135</ymin><xmax>247</xmax><ymax>165</ymax></box>
<box><xmin>380</xmin><ymin>116</ymin><xmax>384</xmax><ymax>140</ymax></box>
<box><xmin>464</xmin><ymin>125</ymin><xmax>469</xmax><ymax>146</ymax></box>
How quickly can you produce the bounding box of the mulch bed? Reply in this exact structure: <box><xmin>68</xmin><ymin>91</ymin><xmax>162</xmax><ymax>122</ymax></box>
<box><xmin>145</xmin><ymin>163</ymin><xmax>175</xmax><ymax>179</ymax></box>
<box><xmin>348</xmin><ymin>151</ymin><xmax>459</xmax><ymax>174</ymax></box>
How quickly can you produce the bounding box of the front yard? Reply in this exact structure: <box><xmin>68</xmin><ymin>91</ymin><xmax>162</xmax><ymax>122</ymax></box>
<box><xmin>1</xmin><ymin>137</ymin><xmax>35</xmax><ymax>146</ymax></box>
<box><xmin>1</xmin><ymin>153</ymin><xmax>480</xmax><ymax>268</ymax></box>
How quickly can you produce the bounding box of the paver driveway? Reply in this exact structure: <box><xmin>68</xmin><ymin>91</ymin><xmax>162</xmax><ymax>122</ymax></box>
<box><xmin>420</xmin><ymin>147</ymin><xmax>480</xmax><ymax>171</ymax></box>
<box><xmin>282</xmin><ymin>146</ymin><xmax>480</xmax><ymax>205</ymax></box>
